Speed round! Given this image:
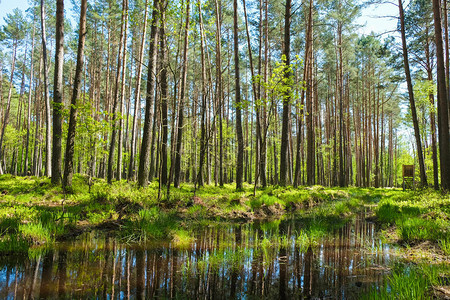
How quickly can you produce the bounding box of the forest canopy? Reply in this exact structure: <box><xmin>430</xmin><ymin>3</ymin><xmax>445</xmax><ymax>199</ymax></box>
<box><xmin>0</xmin><ymin>0</ymin><xmax>449</xmax><ymax>192</ymax></box>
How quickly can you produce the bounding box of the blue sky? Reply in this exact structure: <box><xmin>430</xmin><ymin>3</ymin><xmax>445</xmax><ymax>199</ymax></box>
<box><xmin>0</xmin><ymin>0</ymin><xmax>29</xmax><ymax>21</ymax></box>
<box><xmin>356</xmin><ymin>2</ymin><xmax>398</xmax><ymax>37</ymax></box>
<box><xmin>1</xmin><ymin>0</ymin><xmax>398</xmax><ymax>36</ymax></box>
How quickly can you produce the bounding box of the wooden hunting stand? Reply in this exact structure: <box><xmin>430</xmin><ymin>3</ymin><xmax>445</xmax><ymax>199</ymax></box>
<box><xmin>402</xmin><ymin>165</ymin><xmax>415</xmax><ymax>190</ymax></box>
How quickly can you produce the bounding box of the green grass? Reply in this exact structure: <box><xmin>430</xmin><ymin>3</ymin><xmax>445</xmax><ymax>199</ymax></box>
<box><xmin>2</xmin><ymin>174</ymin><xmax>448</xmax><ymax>257</ymax></box>
<box><xmin>375</xmin><ymin>190</ymin><xmax>450</xmax><ymax>244</ymax></box>
<box><xmin>121</xmin><ymin>207</ymin><xmax>177</xmax><ymax>242</ymax></box>
<box><xmin>171</xmin><ymin>229</ymin><xmax>195</xmax><ymax>248</ymax></box>
<box><xmin>439</xmin><ymin>237</ymin><xmax>450</xmax><ymax>256</ymax></box>
<box><xmin>363</xmin><ymin>263</ymin><xmax>450</xmax><ymax>299</ymax></box>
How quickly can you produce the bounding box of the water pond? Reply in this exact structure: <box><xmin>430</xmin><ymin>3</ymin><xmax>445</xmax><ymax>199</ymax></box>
<box><xmin>0</xmin><ymin>212</ymin><xmax>396</xmax><ymax>299</ymax></box>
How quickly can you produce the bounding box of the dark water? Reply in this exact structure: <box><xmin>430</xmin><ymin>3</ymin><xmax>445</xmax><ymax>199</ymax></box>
<box><xmin>0</xmin><ymin>214</ymin><xmax>395</xmax><ymax>299</ymax></box>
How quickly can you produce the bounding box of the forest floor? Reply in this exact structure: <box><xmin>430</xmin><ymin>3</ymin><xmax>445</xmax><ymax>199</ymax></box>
<box><xmin>0</xmin><ymin>174</ymin><xmax>449</xmax><ymax>297</ymax></box>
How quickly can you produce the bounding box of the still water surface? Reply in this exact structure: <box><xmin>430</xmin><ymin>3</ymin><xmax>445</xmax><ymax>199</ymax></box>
<box><xmin>0</xmin><ymin>213</ymin><xmax>396</xmax><ymax>299</ymax></box>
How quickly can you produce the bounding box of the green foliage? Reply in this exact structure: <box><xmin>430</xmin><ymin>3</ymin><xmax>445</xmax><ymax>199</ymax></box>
<box><xmin>249</xmin><ymin>194</ymin><xmax>280</xmax><ymax>210</ymax></box>
<box><xmin>363</xmin><ymin>263</ymin><xmax>450</xmax><ymax>300</ymax></box>
<box><xmin>123</xmin><ymin>207</ymin><xmax>177</xmax><ymax>241</ymax></box>
<box><xmin>376</xmin><ymin>201</ymin><xmax>401</xmax><ymax>224</ymax></box>
<box><xmin>171</xmin><ymin>229</ymin><xmax>195</xmax><ymax>248</ymax></box>
<box><xmin>0</xmin><ymin>234</ymin><xmax>29</xmax><ymax>254</ymax></box>
<box><xmin>399</xmin><ymin>217</ymin><xmax>443</xmax><ymax>242</ymax></box>
<box><xmin>439</xmin><ymin>238</ymin><xmax>450</xmax><ymax>256</ymax></box>
<box><xmin>375</xmin><ymin>190</ymin><xmax>450</xmax><ymax>243</ymax></box>
<box><xmin>1</xmin><ymin>8</ymin><xmax>27</xmax><ymax>44</ymax></box>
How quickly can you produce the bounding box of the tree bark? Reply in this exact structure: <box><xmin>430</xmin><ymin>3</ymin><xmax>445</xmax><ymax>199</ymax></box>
<box><xmin>233</xmin><ymin>0</ymin><xmax>244</xmax><ymax>190</ymax></box>
<box><xmin>108</xmin><ymin>0</ymin><xmax>128</xmax><ymax>184</ymax></box>
<box><xmin>159</xmin><ymin>1</ymin><xmax>169</xmax><ymax>187</ymax></box>
<box><xmin>40</xmin><ymin>0</ymin><xmax>52</xmax><ymax>178</ymax></box>
<box><xmin>24</xmin><ymin>21</ymin><xmax>36</xmax><ymax>175</ymax></box>
<box><xmin>117</xmin><ymin>8</ymin><xmax>129</xmax><ymax>181</ymax></box>
<box><xmin>138</xmin><ymin>0</ymin><xmax>160</xmax><ymax>187</ymax></box>
<box><xmin>128</xmin><ymin>0</ymin><xmax>149</xmax><ymax>180</ymax></box>
<box><xmin>51</xmin><ymin>0</ymin><xmax>64</xmax><ymax>184</ymax></box>
<box><xmin>62</xmin><ymin>0</ymin><xmax>87</xmax><ymax>188</ymax></box>
<box><xmin>279</xmin><ymin>0</ymin><xmax>292</xmax><ymax>186</ymax></box>
<box><xmin>0</xmin><ymin>41</ymin><xmax>17</xmax><ymax>175</ymax></box>
<box><xmin>432</xmin><ymin>0</ymin><xmax>450</xmax><ymax>190</ymax></box>
<box><xmin>174</xmin><ymin>0</ymin><xmax>191</xmax><ymax>188</ymax></box>
<box><xmin>196</xmin><ymin>0</ymin><xmax>208</xmax><ymax>188</ymax></box>
<box><xmin>214</xmin><ymin>0</ymin><xmax>224</xmax><ymax>186</ymax></box>
<box><xmin>399</xmin><ymin>0</ymin><xmax>428</xmax><ymax>187</ymax></box>
<box><xmin>305</xmin><ymin>0</ymin><xmax>315</xmax><ymax>186</ymax></box>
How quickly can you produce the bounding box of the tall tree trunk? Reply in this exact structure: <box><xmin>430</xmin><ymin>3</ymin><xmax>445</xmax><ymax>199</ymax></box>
<box><xmin>159</xmin><ymin>1</ymin><xmax>169</xmax><ymax>187</ymax></box>
<box><xmin>12</xmin><ymin>49</ymin><xmax>27</xmax><ymax>175</ymax></box>
<box><xmin>24</xmin><ymin>22</ymin><xmax>36</xmax><ymax>175</ymax></box>
<box><xmin>433</xmin><ymin>0</ymin><xmax>450</xmax><ymax>190</ymax></box>
<box><xmin>295</xmin><ymin>0</ymin><xmax>312</xmax><ymax>187</ymax></box>
<box><xmin>117</xmin><ymin>10</ymin><xmax>129</xmax><ymax>182</ymax></box>
<box><xmin>398</xmin><ymin>0</ymin><xmax>428</xmax><ymax>187</ymax></box>
<box><xmin>62</xmin><ymin>0</ymin><xmax>87</xmax><ymax>188</ymax></box>
<box><xmin>0</xmin><ymin>42</ymin><xmax>17</xmax><ymax>175</ymax></box>
<box><xmin>33</xmin><ymin>55</ymin><xmax>43</xmax><ymax>176</ymax></box>
<box><xmin>426</xmin><ymin>29</ymin><xmax>440</xmax><ymax>190</ymax></box>
<box><xmin>260</xmin><ymin>0</ymin><xmax>269</xmax><ymax>187</ymax></box>
<box><xmin>243</xmin><ymin>0</ymin><xmax>263</xmax><ymax>189</ymax></box>
<box><xmin>51</xmin><ymin>0</ymin><xmax>64</xmax><ymax>184</ymax></box>
<box><xmin>337</xmin><ymin>21</ymin><xmax>346</xmax><ymax>187</ymax></box>
<box><xmin>128</xmin><ymin>0</ymin><xmax>149</xmax><ymax>180</ymax></box>
<box><xmin>443</xmin><ymin>0</ymin><xmax>450</xmax><ymax>118</ymax></box>
<box><xmin>108</xmin><ymin>0</ymin><xmax>128</xmax><ymax>184</ymax></box>
<box><xmin>279</xmin><ymin>0</ymin><xmax>292</xmax><ymax>186</ymax></box>
<box><xmin>233</xmin><ymin>0</ymin><xmax>244</xmax><ymax>190</ymax></box>
<box><xmin>40</xmin><ymin>0</ymin><xmax>52</xmax><ymax>178</ymax></box>
<box><xmin>138</xmin><ymin>0</ymin><xmax>160</xmax><ymax>187</ymax></box>
<box><xmin>305</xmin><ymin>0</ymin><xmax>314</xmax><ymax>186</ymax></box>
<box><xmin>214</xmin><ymin>0</ymin><xmax>224</xmax><ymax>187</ymax></box>
<box><xmin>174</xmin><ymin>0</ymin><xmax>191</xmax><ymax>188</ymax></box>
<box><xmin>196</xmin><ymin>0</ymin><xmax>208</xmax><ymax>188</ymax></box>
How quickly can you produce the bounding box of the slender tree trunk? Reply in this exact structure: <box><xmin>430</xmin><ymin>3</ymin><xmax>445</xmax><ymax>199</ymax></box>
<box><xmin>117</xmin><ymin>9</ymin><xmax>129</xmax><ymax>182</ymax></box>
<box><xmin>0</xmin><ymin>42</ymin><xmax>17</xmax><ymax>175</ymax></box>
<box><xmin>149</xmin><ymin>88</ymin><xmax>159</xmax><ymax>181</ymax></box>
<box><xmin>128</xmin><ymin>0</ymin><xmax>149</xmax><ymax>180</ymax></box>
<box><xmin>337</xmin><ymin>22</ymin><xmax>346</xmax><ymax>187</ymax></box>
<box><xmin>427</xmin><ymin>40</ymin><xmax>440</xmax><ymax>190</ymax></box>
<box><xmin>138</xmin><ymin>0</ymin><xmax>160</xmax><ymax>187</ymax></box>
<box><xmin>108</xmin><ymin>0</ymin><xmax>128</xmax><ymax>184</ymax></box>
<box><xmin>433</xmin><ymin>0</ymin><xmax>450</xmax><ymax>190</ymax></box>
<box><xmin>214</xmin><ymin>0</ymin><xmax>224</xmax><ymax>187</ymax></box>
<box><xmin>233</xmin><ymin>0</ymin><xmax>244</xmax><ymax>190</ymax></box>
<box><xmin>159</xmin><ymin>1</ymin><xmax>169</xmax><ymax>187</ymax></box>
<box><xmin>24</xmin><ymin>22</ymin><xmax>36</xmax><ymax>175</ymax></box>
<box><xmin>11</xmin><ymin>50</ymin><xmax>27</xmax><ymax>175</ymax></box>
<box><xmin>295</xmin><ymin>1</ymin><xmax>312</xmax><ymax>187</ymax></box>
<box><xmin>51</xmin><ymin>0</ymin><xmax>64</xmax><ymax>184</ymax></box>
<box><xmin>279</xmin><ymin>0</ymin><xmax>292</xmax><ymax>186</ymax></box>
<box><xmin>243</xmin><ymin>0</ymin><xmax>263</xmax><ymax>189</ymax></box>
<box><xmin>196</xmin><ymin>0</ymin><xmax>208</xmax><ymax>188</ymax></box>
<box><xmin>174</xmin><ymin>0</ymin><xmax>191</xmax><ymax>188</ymax></box>
<box><xmin>261</xmin><ymin>0</ymin><xmax>269</xmax><ymax>187</ymax></box>
<box><xmin>62</xmin><ymin>0</ymin><xmax>87</xmax><ymax>188</ymax></box>
<box><xmin>40</xmin><ymin>0</ymin><xmax>52</xmax><ymax>178</ymax></box>
<box><xmin>398</xmin><ymin>0</ymin><xmax>428</xmax><ymax>187</ymax></box>
<box><xmin>443</xmin><ymin>0</ymin><xmax>450</xmax><ymax>118</ymax></box>
<box><xmin>33</xmin><ymin>56</ymin><xmax>43</xmax><ymax>176</ymax></box>
<box><xmin>305</xmin><ymin>0</ymin><xmax>315</xmax><ymax>186</ymax></box>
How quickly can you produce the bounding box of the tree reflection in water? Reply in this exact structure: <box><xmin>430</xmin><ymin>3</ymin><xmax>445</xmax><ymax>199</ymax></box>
<box><xmin>0</xmin><ymin>213</ymin><xmax>395</xmax><ymax>299</ymax></box>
